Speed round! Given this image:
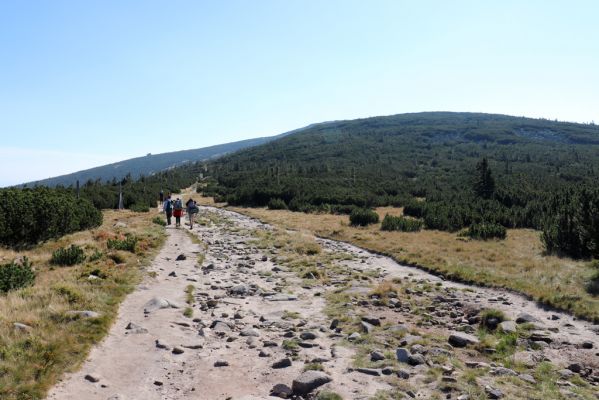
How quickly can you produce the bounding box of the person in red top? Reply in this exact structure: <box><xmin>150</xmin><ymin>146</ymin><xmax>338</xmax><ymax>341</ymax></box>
<box><xmin>173</xmin><ymin>198</ymin><xmax>183</xmax><ymax>227</ymax></box>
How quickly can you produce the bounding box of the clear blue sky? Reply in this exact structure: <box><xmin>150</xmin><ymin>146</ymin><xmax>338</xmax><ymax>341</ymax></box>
<box><xmin>1</xmin><ymin>1</ymin><xmax>598</xmax><ymax>186</ymax></box>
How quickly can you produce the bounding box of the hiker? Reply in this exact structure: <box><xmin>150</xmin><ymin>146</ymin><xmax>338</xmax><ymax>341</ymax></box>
<box><xmin>173</xmin><ymin>197</ymin><xmax>183</xmax><ymax>227</ymax></box>
<box><xmin>186</xmin><ymin>198</ymin><xmax>199</xmax><ymax>229</ymax></box>
<box><xmin>163</xmin><ymin>195</ymin><xmax>173</xmax><ymax>225</ymax></box>
<box><xmin>159</xmin><ymin>189</ymin><xmax>164</xmax><ymax>203</ymax></box>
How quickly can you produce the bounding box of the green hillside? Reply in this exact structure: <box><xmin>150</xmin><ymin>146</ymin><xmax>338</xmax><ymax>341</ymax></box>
<box><xmin>203</xmin><ymin>112</ymin><xmax>599</xmax><ymax>258</ymax></box>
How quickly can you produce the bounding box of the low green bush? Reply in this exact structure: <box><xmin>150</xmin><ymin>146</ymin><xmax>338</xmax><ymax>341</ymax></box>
<box><xmin>130</xmin><ymin>203</ymin><xmax>150</xmax><ymax>212</ymax></box>
<box><xmin>0</xmin><ymin>257</ymin><xmax>35</xmax><ymax>293</ymax></box>
<box><xmin>107</xmin><ymin>234</ymin><xmax>137</xmax><ymax>252</ymax></box>
<box><xmin>349</xmin><ymin>208</ymin><xmax>380</xmax><ymax>226</ymax></box>
<box><xmin>267</xmin><ymin>198</ymin><xmax>287</xmax><ymax>210</ymax></box>
<box><xmin>152</xmin><ymin>216</ymin><xmax>166</xmax><ymax>226</ymax></box>
<box><xmin>50</xmin><ymin>245</ymin><xmax>86</xmax><ymax>266</ymax></box>
<box><xmin>465</xmin><ymin>222</ymin><xmax>506</xmax><ymax>240</ymax></box>
<box><xmin>381</xmin><ymin>214</ymin><xmax>423</xmax><ymax>232</ymax></box>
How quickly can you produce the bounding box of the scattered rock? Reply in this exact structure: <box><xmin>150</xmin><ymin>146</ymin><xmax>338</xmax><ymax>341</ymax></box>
<box><xmin>172</xmin><ymin>346</ymin><xmax>184</xmax><ymax>355</ymax></box>
<box><xmin>498</xmin><ymin>320</ymin><xmax>517</xmax><ymax>334</ymax></box>
<box><xmin>155</xmin><ymin>339</ymin><xmax>170</xmax><ymax>350</ymax></box>
<box><xmin>291</xmin><ymin>371</ymin><xmax>332</xmax><ymax>396</ymax></box>
<box><xmin>371</xmin><ymin>350</ymin><xmax>385</xmax><ymax>362</ymax></box>
<box><xmin>519</xmin><ymin>373</ymin><xmax>536</xmax><ymax>384</ymax></box>
<box><xmin>270</xmin><ymin>383</ymin><xmax>293</xmax><ymax>398</ymax></box>
<box><xmin>272</xmin><ymin>358</ymin><xmax>292</xmax><ymax>369</ymax></box>
<box><xmin>516</xmin><ymin>313</ymin><xmax>538</xmax><ymax>324</ymax></box>
<box><xmin>567</xmin><ymin>363</ymin><xmax>582</xmax><ymax>373</ymax></box>
<box><xmin>240</xmin><ymin>328</ymin><xmax>260</xmax><ymax>337</ymax></box>
<box><xmin>66</xmin><ymin>310</ymin><xmax>101</xmax><ymax>319</ymax></box>
<box><xmin>300</xmin><ymin>331</ymin><xmax>317</xmax><ymax>340</ymax></box>
<box><xmin>396</xmin><ymin>348</ymin><xmax>411</xmax><ymax>363</ymax></box>
<box><xmin>214</xmin><ymin>360</ymin><xmax>229</xmax><ymax>367</ymax></box>
<box><xmin>143</xmin><ymin>297</ymin><xmax>180</xmax><ymax>313</ymax></box>
<box><xmin>13</xmin><ymin>322</ymin><xmax>31</xmax><ymax>332</ymax></box>
<box><xmin>484</xmin><ymin>385</ymin><xmax>503</xmax><ymax>399</ymax></box>
<box><xmin>448</xmin><ymin>332</ymin><xmax>479</xmax><ymax>347</ymax></box>
<box><xmin>356</xmin><ymin>367</ymin><xmax>381</xmax><ymax>376</ymax></box>
<box><xmin>176</xmin><ymin>254</ymin><xmax>186</xmax><ymax>261</ymax></box>
<box><xmin>84</xmin><ymin>374</ymin><xmax>100</xmax><ymax>383</ymax></box>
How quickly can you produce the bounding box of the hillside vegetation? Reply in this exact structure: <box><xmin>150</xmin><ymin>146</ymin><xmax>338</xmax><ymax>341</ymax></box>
<box><xmin>0</xmin><ymin>188</ymin><xmax>102</xmax><ymax>247</ymax></box>
<box><xmin>202</xmin><ymin>112</ymin><xmax>599</xmax><ymax>258</ymax></box>
<box><xmin>0</xmin><ymin>209</ymin><xmax>165</xmax><ymax>399</ymax></box>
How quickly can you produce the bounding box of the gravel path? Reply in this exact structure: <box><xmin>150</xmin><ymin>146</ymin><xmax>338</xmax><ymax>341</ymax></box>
<box><xmin>47</xmin><ymin>207</ymin><xmax>599</xmax><ymax>400</ymax></box>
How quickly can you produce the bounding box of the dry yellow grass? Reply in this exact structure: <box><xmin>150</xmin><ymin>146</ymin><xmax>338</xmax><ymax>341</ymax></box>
<box><xmin>230</xmin><ymin>206</ymin><xmax>599</xmax><ymax>321</ymax></box>
<box><xmin>0</xmin><ymin>209</ymin><xmax>165</xmax><ymax>399</ymax></box>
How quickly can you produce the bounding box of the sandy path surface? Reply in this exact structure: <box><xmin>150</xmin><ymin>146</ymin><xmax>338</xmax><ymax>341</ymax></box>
<box><xmin>47</xmin><ymin>207</ymin><xmax>599</xmax><ymax>400</ymax></box>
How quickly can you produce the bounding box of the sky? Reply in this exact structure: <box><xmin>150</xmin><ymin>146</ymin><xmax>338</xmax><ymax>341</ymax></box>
<box><xmin>1</xmin><ymin>1</ymin><xmax>598</xmax><ymax>186</ymax></box>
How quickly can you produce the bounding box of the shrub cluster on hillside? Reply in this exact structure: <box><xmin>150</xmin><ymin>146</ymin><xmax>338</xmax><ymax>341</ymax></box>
<box><xmin>50</xmin><ymin>245</ymin><xmax>86</xmax><ymax>266</ymax></box>
<box><xmin>381</xmin><ymin>214</ymin><xmax>423</xmax><ymax>232</ymax></box>
<box><xmin>0</xmin><ymin>188</ymin><xmax>102</xmax><ymax>247</ymax></box>
<box><xmin>0</xmin><ymin>257</ymin><xmax>35</xmax><ymax>293</ymax></box>
<box><xmin>349</xmin><ymin>208</ymin><xmax>379</xmax><ymax>226</ymax></box>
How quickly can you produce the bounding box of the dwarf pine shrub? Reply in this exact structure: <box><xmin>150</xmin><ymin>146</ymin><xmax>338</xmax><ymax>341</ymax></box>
<box><xmin>349</xmin><ymin>208</ymin><xmax>379</xmax><ymax>226</ymax></box>
<box><xmin>51</xmin><ymin>245</ymin><xmax>86</xmax><ymax>266</ymax></box>
<box><xmin>381</xmin><ymin>214</ymin><xmax>423</xmax><ymax>232</ymax></box>
<box><xmin>0</xmin><ymin>257</ymin><xmax>35</xmax><ymax>293</ymax></box>
<box><xmin>107</xmin><ymin>234</ymin><xmax>137</xmax><ymax>252</ymax></box>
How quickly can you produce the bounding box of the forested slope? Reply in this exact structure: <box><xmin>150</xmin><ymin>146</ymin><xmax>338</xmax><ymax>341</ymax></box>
<box><xmin>202</xmin><ymin>112</ymin><xmax>599</xmax><ymax>258</ymax></box>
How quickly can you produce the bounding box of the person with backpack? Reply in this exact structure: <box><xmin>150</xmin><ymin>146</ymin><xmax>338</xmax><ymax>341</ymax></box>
<box><xmin>163</xmin><ymin>194</ymin><xmax>173</xmax><ymax>225</ymax></box>
<box><xmin>186</xmin><ymin>198</ymin><xmax>199</xmax><ymax>229</ymax></box>
<box><xmin>173</xmin><ymin>197</ymin><xmax>183</xmax><ymax>227</ymax></box>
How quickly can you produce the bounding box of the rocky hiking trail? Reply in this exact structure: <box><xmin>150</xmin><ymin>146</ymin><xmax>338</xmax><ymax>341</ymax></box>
<box><xmin>48</xmin><ymin>207</ymin><xmax>598</xmax><ymax>400</ymax></box>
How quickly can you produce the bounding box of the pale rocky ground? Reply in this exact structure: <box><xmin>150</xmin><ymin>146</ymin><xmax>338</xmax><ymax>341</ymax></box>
<box><xmin>47</xmin><ymin>207</ymin><xmax>599</xmax><ymax>400</ymax></box>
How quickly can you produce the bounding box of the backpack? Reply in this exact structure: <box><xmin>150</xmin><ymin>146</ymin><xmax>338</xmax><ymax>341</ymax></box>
<box><xmin>164</xmin><ymin>199</ymin><xmax>173</xmax><ymax>212</ymax></box>
<box><xmin>174</xmin><ymin>199</ymin><xmax>183</xmax><ymax>210</ymax></box>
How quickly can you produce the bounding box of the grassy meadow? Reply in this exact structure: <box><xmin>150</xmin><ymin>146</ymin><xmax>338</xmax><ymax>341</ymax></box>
<box><xmin>0</xmin><ymin>209</ymin><xmax>165</xmax><ymax>400</ymax></box>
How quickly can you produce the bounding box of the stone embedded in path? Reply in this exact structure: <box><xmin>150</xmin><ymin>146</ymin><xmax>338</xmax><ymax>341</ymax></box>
<box><xmin>361</xmin><ymin>316</ymin><xmax>381</xmax><ymax>326</ymax></box>
<box><xmin>300</xmin><ymin>331</ymin><xmax>317</xmax><ymax>340</ymax></box>
<box><xmin>84</xmin><ymin>374</ymin><xmax>101</xmax><ymax>383</ymax></box>
<box><xmin>272</xmin><ymin>358</ymin><xmax>292</xmax><ymax>369</ymax></box>
<box><xmin>155</xmin><ymin>339</ymin><xmax>170</xmax><ymax>350</ymax></box>
<box><xmin>292</xmin><ymin>371</ymin><xmax>332</xmax><ymax>396</ymax></box>
<box><xmin>516</xmin><ymin>313</ymin><xmax>538</xmax><ymax>324</ymax></box>
<box><xmin>266</xmin><ymin>294</ymin><xmax>298</xmax><ymax>301</ymax></box>
<box><xmin>371</xmin><ymin>350</ymin><xmax>385</xmax><ymax>362</ymax></box>
<box><xmin>360</xmin><ymin>321</ymin><xmax>375</xmax><ymax>334</ymax></box>
<box><xmin>270</xmin><ymin>383</ymin><xmax>293</xmax><ymax>398</ymax></box>
<box><xmin>448</xmin><ymin>332</ymin><xmax>479</xmax><ymax>348</ymax></box>
<box><xmin>172</xmin><ymin>346</ymin><xmax>184</xmax><ymax>355</ymax></box>
<box><xmin>176</xmin><ymin>254</ymin><xmax>187</xmax><ymax>261</ymax></box>
<box><xmin>143</xmin><ymin>297</ymin><xmax>180</xmax><ymax>313</ymax></box>
<box><xmin>229</xmin><ymin>284</ymin><xmax>249</xmax><ymax>296</ymax></box>
<box><xmin>485</xmin><ymin>385</ymin><xmax>503</xmax><ymax>399</ymax></box>
<box><xmin>168</xmin><ymin>271</ymin><xmax>177</xmax><ymax>277</ymax></box>
<box><xmin>396</xmin><ymin>348</ymin><xmax>411</xmax><ymax>363</ymax></box>
<box><xmin>498</xmin><ymin>320</ymin><xmax>517</xmax><ymax>334</ymax></box>
<box><xmin>214</xmin><ymin>360</ymin><xmax>229</xmax><ymax>367</ymax></box>
<box><xmin>240</xmin><ymin>328</ymin><xmax>260</xmax><ymax>337</ymax></box>
<box><xmin>356</xmin><ymin>368</ymin><xmax>381</xmax><ymax>376</ymax></box>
